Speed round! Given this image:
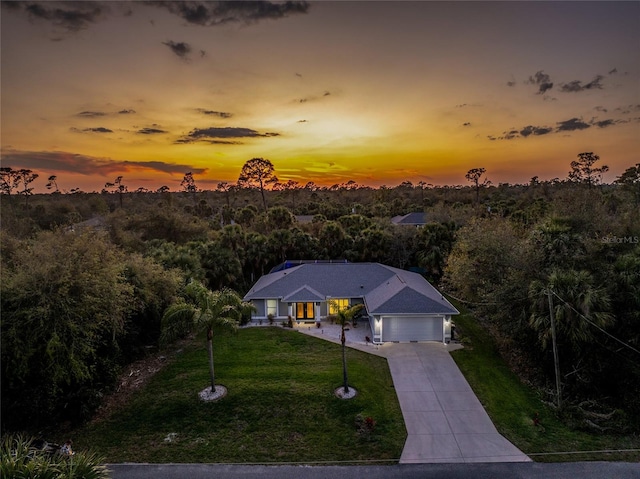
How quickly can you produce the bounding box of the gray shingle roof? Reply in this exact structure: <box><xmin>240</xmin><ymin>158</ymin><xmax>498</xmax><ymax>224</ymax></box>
<box><xmin>391</xmin><ymin>212</ymin><xmax>427</xmax><ymax>225</ymax></box>
<box><xmin>244</xmin><ymin>262</ymin><xmax>458</xmax><ymax>316</ymax></box>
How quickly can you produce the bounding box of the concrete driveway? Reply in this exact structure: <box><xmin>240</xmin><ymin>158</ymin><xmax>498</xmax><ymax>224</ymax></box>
<box><xmin>295</xmin><ymin>323</ymin><xmax>531</xmax><ymax>463</ymax></box>
<box><xmin>385</xmin><ymin>342</ymin><xmax>530</xmax><ymax>463</ymax></box>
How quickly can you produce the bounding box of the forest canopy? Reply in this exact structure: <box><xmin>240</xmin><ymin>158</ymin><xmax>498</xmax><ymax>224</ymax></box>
<box><xmin>1</xmin><ymin>157</ymin><xmax>639</xmax><ymax>433</ymax></box>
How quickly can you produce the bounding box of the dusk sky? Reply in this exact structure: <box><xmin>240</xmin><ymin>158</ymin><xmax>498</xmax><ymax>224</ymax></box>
<box><xmin>1</xmin><ymin>1</ymin><xmax>639</xmax><ymax>193</ymax></box>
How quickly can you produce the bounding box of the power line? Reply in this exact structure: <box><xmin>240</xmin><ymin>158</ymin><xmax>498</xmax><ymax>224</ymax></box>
<box><xmin>550</xmin><ymin>289</ymin><xmax>640</xmax><ymax>356</ymax></box>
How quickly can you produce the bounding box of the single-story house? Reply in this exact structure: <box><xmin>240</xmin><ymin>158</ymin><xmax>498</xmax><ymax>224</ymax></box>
<box><xmin>243</xmin><ymin>261</ymin><xmax>459</xmax><ymax>344</ymax></box>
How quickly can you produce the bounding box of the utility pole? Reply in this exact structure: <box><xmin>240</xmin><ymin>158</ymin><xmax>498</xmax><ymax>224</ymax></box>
<box><xmin>547</xmin><ymin>287</ymin><xmax>562</xmax><ymax>409</ymax></box>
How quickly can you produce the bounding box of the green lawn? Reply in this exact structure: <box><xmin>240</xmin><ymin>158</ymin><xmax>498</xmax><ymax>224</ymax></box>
<box><xmin>449</xmin><ymin>298</ymin><xmax>640</xmax><ymax>462</ymax></box>
<box><xmin>73</xmin><ymin>327</ymin><xmax>406</xmax><ymax>464</ymax></box>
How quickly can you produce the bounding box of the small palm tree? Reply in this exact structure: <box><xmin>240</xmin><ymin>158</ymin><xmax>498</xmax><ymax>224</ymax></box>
<box><xmin>331</xmin><ymin>302</ymin><xmax>365</xmax><ymax>394</ymax></box>
<box><xmin>161</xmin><ymin>282</ymin><xmax>254</xmax><ymax>393</ymax></box>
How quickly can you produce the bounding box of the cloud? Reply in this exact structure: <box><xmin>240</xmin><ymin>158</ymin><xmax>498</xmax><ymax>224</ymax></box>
<box><xmin>77</xmin><ymin>110</ymin><xmax>107</xmax><ymax>118</ymax></box>
<box><xmin>179</xmin><ymin>127</ymin><xmax>279</xmax><ymax>144</ymax></box>
<box><xmin>2</xmin><ymin>1</ymin><xmax>307</xmax><ymax>36</ymax></box>
<box><xmin>490</xmin><ymin>116</ymin><xmax>602</xmax><ymax>140</ymax></box>
<box><xmin>118</xmin><ymin>109</ymin><xmax>136</xmax><ymax>114</ymax></box>
<box><xmin>556</xmin><ymin>117</ymin><xmax>590</xmax><ymax>132</ymax></box>
<box><xmin>462</xmin><ymin>122</ymin><xmax>471</xmax><ymax>127</ymax></box>
<box><xmin>527</xmin><ymin>70</ymin><xmax>553</xmax><ymax>94</ymax></box>
<box><xmin>5</xmin><ymin>1</ymin><xmax>110</xmax><ymax>32</ymax></box>
<box><xmin>295</xmin><ymin>90</ymin><xmax>332</xmax><ymax>104</ymax></box>
<box><xmin>71</xmin><ymin>127</ymin><xmax>113</xmax><ymax>133</ymax></box>
<box><xmin>609</xmin><ymin>67</ymin><xmax>618</xmax><ymax>75</ymax></box>
<box><xmin>560</xmin><ymin>75</ymin><xmax>604</xmax><ymax>93</ymax></box>
<box><xmin>0</xmin><ymin>148</ymin><xmax>206</xmax><ymax>176</ymax></box>
<box><xmin>594</xmin><ymin>106</ymin><xmax>608</xmax><ymax>113</ymax></box>
<box><xmin>148</xmin><ymin>1</ymin><xmax>310</xmax><ymax>26</ymax></box>
<box><xmin>137</xmin><ymin>127</ymin><xmax>167</xmax><ymax>135</ymax></box>
<box><xmin>592</xmin><ymin>119</ymin><xmax>617</xmax><ymax>128</ymax></box>
<box><xmin>519</xmin><ymin>125</ymin><xmax>552</xmax><ymax>137</ymax></box>
<box><xmin>196</xmin><ymin>109</ymin><xmax>232</xmax><ymax>118</ymax></box>
<box><xmin>615</xmin><ymin>104</ymin><xmax>640</xmax><ymax>115</ymax></box>
<box><xmin>162</xmin><ymin>40</ymin><xmax>192</xmax><ymax>59</ymax></box>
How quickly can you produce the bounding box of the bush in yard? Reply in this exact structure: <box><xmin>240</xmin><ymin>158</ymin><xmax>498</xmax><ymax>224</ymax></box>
<box><xmin>0</xmin><ymin>434</ymin><xmax>110</xmax><ymax>479</ymax></box>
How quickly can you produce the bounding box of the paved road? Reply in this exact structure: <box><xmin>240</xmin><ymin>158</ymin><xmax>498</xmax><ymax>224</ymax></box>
<box><xmin>107</xmin><ymin>462</ymin><xmax>640</xmax><ymax>479</ymax></box>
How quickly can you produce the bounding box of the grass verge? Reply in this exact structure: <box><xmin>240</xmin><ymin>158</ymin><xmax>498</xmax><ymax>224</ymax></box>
<box><xmin>72</xmin><ymin>327</ymin><xmax>406</xmax><ymax>463</ymax></box>
<box><xmin>448</xmin><ymin>298</ymin><xmax>640</xmax><ymax>462</ymax></box>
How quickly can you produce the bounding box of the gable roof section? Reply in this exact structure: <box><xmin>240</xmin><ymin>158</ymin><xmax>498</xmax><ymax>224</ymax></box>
<box><xmin>369</xmin><ymin>287</ymin><xmax>457</xmax><ymax>315</ymax></box>
<box><xmin>244</xmin><ymin>262</ymin><xmax>459</xmax><ymax>317</ymax></box>
<box><xmin>282</xmin><ymin>285</ymin><xmax>325</xmax><ymax>302</ymax></box>
<box><xmin>364</xmin><ymin>265</ymin><xmax>458</xmax><ymax>315</ymax></box>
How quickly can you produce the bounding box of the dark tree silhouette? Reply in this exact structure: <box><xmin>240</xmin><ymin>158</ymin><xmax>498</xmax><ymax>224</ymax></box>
<box><xmin>568</xmin><ymin>152</ymin><xmax>609</xmax><ymax>188</ymax></box>
<box><xmin>216</xmin><ymin>181</ymin><xmax>235</xmax><ymax>208</ymax></box>
<box><xmin>105</xmin><ymin>176</ymin><xmax>127</xmax><ymax>208</ymax></box>
<box><xmin>615</xmin><ymin>163</ymin><xmax>640</xmax><ymax>205</ymax></box>
<box><xmin>181</xmin><ymin>172</ymin><xmax>197</xmax><ymax>205</ymax></box>
<box><xmin>238</xmin><ymin>158</ymin><xmax>278</xmax><ymax>212</ymax></box>
<box><xmin>465</xmin><ymin>167</ymin><xmax>490</xmax><ymax>204</ymax></box>
<box><xmin>45</xmin><ymin>175</ymin><xmax>60</xmax><ymax>194</ymax></box>
<box><xmin>16</xmin><ymin>169</ymin><xmax>39</xmax><ymax>207</ymax></box>
<box><xmin>0</xmin><ymin>167</ymin><xmax>20</xmax><ymax>197</ymax></box>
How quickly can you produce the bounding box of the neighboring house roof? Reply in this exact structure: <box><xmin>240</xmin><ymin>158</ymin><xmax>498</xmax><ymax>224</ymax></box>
<box><xmin>391</xmin><ymin>212</ymin><xmax>427</xmax><ymax>225</ymax></box>
<box><xmin>244</xmin><ymin>262</ymin><xmax>458</xmax><ymax>316</ymax></box>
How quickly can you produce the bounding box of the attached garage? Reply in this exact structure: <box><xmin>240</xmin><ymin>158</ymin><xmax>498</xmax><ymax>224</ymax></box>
<box><xmin>382</xmin><ymin>315</ymin><xmax>443</xmax><ymax>342</ymax></box>
<box><xmin>244</xmin><ymin>261</ymin><xmax>459</xmax><ymax>344</ymax></box>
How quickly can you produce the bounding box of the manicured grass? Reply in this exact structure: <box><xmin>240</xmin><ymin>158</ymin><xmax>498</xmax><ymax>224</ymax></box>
<box><xmin>448</xmin><ymin>298</ymin><xmax>640</xmax><ymax>462</ymax></box>
<box><xmin>73</xmin><ymin>327</ymin><xmax>406</xmax><ymax>464</ymax></box>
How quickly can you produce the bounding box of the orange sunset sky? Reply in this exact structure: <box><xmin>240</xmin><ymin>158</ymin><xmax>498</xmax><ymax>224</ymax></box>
<box><xmin>1</xmin><ymin>1</ymin><xmax>639</xmax><ymax>193</ymax></box>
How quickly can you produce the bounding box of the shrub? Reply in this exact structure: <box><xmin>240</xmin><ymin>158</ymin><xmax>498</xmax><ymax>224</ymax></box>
<box><xmin>0</xmin><ymin>434</ymin><xmax>110</xmax><ymax>479</ymax></box>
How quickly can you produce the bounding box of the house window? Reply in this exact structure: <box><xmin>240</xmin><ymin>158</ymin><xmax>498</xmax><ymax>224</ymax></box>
<box><xmin>266</xmin><ymin>299</ymin><xmax>277</xmax><ymax>317</ymax></box>
<box><xmin>296</xmin><ymin>302</ymin><xmax>315</xmax><ymax>320</ymax></box>
<box><xmin>329</xmin><ymin>298</ymin><xmax>349</xmax><ymax>315</ymax></box>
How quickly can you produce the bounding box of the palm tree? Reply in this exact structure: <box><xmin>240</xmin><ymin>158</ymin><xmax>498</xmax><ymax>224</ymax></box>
<box><xmin>529</xmin><ymin>269</ymin><xmax>613</xmax><ymax>354</ymax></box>
<box><xmin>331</xmin><ymin>302</ymin><xmax>365</xmax><ymax>394</ymax></box>
<box><xmin>161</xmin><ymin>282</ymin><xmax>254</xmax><ymax>393</ymax></box>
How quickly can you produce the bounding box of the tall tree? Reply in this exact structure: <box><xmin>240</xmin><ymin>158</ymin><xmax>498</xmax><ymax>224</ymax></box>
<box><xmin>0</xmin><ymin>167</ymin><xmax>20</xmax><ymax>197</ymax></box>
<box><xmin>161</xmin><ymin>283</ymin><xmax>253</xmax><ymax>393</ymax></box>
<box><xmin>181</xmin><ymin>172</ymin><xmax>198</xmax><ymax>205</ymax></box>
<box><xmin>615</xmin><ymin>163</ymin><xmax>640</xmax><ymax>205</ymax></box>
<box><xmin>567</xmin><ymin>152</ymin><xmax>609</xmax><ymax>188</ymax></box>
<box><xmin>465</xmin><ymin>167</ymin><xmax>490</xmax><ymax>204</ymax></box>
<box><xmin>330</xmin><ymin>302</ymin><xmax>364</xmax><ymax>394</ymax></box>
<box><xmin>1</xmin><ymin>230</ymin><xmax>134</xmax><ymax>429</ymax></box>
<box><xmin>45</xmin><ymin>175</ymin><xmax>60</xmax><ymax>194</ymax></box>
<box><xmin>105</xmin><ymin>176</ymin><xmax>127</xmax><ymax>208</ymax></box>
<box><xmin>216</xmin><ymin>181</ymin><xmax>234</xmax><ymax>207</ymax></box>
<box><xmin>238</xmin><ymin>158</ymin><xmax>278</xmax><ymax>212</ymax></box>
<box><xmin>417</xmin><ymin>222</ymin><xmax>456</xmax><ymax>281</ymax></box>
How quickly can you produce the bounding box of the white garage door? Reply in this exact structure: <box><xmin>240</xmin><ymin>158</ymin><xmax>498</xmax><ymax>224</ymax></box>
<box><xmin>382</xmin><ymin>315</ymin><xmax>443</xmax><ymax>342</ymax></box>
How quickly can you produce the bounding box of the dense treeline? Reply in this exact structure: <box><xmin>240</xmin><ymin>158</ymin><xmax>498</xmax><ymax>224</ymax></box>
<box><xmin>1</xmin><ymin>158</ymin><xmax>639</xmax><ymax>434</ymax></box>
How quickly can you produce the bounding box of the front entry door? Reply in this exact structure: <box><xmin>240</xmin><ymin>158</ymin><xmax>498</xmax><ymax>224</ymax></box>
<box><xmin>296</xmin><ymin>302</ymin><xmax>315</xmax><ymax>320</ymax></box>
